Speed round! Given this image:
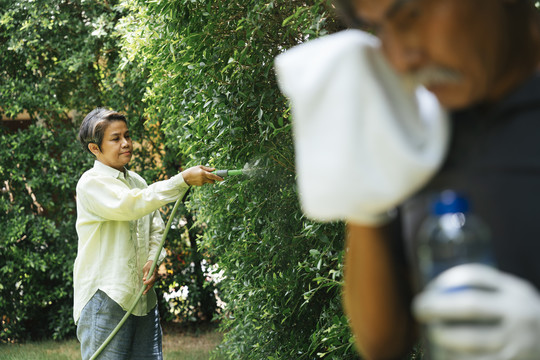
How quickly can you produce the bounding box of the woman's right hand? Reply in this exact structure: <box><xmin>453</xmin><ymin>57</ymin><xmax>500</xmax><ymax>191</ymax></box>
<box><xmin>181</xmin><ymin>165</ymin><xmax>223</xmax><ymax>186</ymax></box>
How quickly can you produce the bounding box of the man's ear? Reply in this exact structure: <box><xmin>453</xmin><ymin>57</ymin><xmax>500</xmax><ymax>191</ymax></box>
<box><xmin>88</xmin><ymin>143</ymin><xmax>101</xmax><ymax>157</ymax></box>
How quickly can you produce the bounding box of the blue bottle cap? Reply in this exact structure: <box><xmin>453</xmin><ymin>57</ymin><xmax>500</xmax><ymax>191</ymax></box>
<box><xmin>432</xmin><ymin>190</ymin><xmax>469</xmax><ymax>215</ymax></box>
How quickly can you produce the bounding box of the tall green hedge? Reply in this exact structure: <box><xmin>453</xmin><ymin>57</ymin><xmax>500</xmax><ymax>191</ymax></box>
<box><xmin>119</xmin><ymin>0</ymin><xmax>359</xmax><ymax>358</ymax></box>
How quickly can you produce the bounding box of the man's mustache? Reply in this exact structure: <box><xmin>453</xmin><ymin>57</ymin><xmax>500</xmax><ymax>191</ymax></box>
<box><xmin>403</xmin><ymin>65</ymin><xmax>463</xmax><ymax>89</ymax></box>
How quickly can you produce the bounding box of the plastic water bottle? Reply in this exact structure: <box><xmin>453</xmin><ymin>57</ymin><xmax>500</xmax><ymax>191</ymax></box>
<box><xmin>416</xmin><ymin>190</ymin><xmax>494</xmax><ymax>287</ymax></box>
<box><xmin>416</xmin><ymin>190</ymin><xmax>495</xmax><ymax>359</ymax></box>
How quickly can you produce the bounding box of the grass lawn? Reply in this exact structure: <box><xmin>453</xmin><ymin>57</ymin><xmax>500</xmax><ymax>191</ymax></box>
<box><xmin>0</xmin><ymin>322</ymin><xmax>225</xmax><ymax>360</ymax></box>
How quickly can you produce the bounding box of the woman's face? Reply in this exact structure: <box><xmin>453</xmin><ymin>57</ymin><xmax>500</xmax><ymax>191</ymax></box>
<box><xmin>91</xmin><ymin>120</ymin><xmax>133</xmax><ymax>171</ymax></box>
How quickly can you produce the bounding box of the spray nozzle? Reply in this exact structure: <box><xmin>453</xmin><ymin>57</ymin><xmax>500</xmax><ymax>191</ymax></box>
<box><xmin>213</xmin><ymin>169</ymin><xmax>244</xmax><ymax>177</ymax></box>
<box><xmin>213</xmin><ymin>161</ymin><xmax>262</xmax><ymax>178</ymax></box>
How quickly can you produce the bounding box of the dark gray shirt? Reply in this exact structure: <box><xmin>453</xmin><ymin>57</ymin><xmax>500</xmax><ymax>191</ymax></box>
<box><xmin>402</xmin><ymin>72</ymin><xmax>540</xmax><ymax>291</ymax></box>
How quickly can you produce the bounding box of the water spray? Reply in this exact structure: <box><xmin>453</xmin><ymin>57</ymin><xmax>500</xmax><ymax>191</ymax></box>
<box><xmin>214</xmin><ymin>160</ymin><xmax>263</xmax><ymax>178</ymax></box>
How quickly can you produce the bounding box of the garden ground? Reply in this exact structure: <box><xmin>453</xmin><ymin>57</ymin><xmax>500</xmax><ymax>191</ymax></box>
<box><xmin>0</xmin><ymin>322</ymin><xmax>224</xmax><ymax>360</ymax></box>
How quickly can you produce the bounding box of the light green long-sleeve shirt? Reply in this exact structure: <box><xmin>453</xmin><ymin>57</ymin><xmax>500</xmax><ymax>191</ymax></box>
<box><xmin>73</xmin><ymin>160</ymin><xmax>189</xmax><ymax>323</ymax></box>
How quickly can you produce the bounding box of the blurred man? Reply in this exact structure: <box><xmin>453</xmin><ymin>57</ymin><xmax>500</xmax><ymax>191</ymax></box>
<box><xmin>337</xmin><ymin>0</ymin><xmax>540</xmax><ymax>359</ymax></box>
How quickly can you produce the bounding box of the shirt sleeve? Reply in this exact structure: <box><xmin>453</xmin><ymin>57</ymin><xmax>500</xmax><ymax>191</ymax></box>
<box><xmin>77</xmin><ymin>173</ymin><xmax>189</xmax><ymax>221</ymax></box>
<box><xmin>147</xmin><ymin>209</ymin><xmax>167</xmax><ymax>265</ymax></box>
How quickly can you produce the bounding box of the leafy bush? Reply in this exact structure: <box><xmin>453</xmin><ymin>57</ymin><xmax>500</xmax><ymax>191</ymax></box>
<box><xmin>119</xmin><ymin>0</ymin><xmax>360</xmax><ymax>358</ymax></box>
<box><xmin>0</xmin><ymin>0</ymin><xmax>126</xmax><ymax>118</ymax></box>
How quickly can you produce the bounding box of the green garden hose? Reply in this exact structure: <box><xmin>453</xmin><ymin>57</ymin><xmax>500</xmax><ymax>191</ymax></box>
<box><xmin>89</xmin><ymin>198</ymin><xmax>183</xmax><ymax>360</ymax></box>
<box><xmin>89</xmin><ymin>169</ymin><xmax>245</xmax><ymax>359</ymax></box>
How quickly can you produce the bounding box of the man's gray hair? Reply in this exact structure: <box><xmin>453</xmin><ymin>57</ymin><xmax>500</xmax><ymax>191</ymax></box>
<box><xmin>78</xmin><ymin>108</ymin><xmax>127</xmax><ymax>155</ymax></box>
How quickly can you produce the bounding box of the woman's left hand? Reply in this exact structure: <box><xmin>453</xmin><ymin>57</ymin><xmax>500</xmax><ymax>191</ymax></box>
<box><xmin>142</xmin><ymin>260</ymin><xmax>159</xmax><ymax>295</ymax></box>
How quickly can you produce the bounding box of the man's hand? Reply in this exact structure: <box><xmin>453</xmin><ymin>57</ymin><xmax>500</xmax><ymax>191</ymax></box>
<box><xmin>413</xmin><ymin>264</ymin><xmax>540</xmax><ymax>360</ymax></box>
<box><xmin>142</xmin><ymin>260</ymin><xmax>159</xmax><ymax>295</ymax></box>
<box><xmin>181</xmin><ymin>165</ymin><xmax>223</xmax><ymax>186</ymax></box>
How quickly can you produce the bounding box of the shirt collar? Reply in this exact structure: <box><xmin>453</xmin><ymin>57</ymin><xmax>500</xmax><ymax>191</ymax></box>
<box><xmin>93</xmin><ymin>160</ymin><xmax>129</xmax><ymax>180</ymax></box>
<box><xmin>451</xmin><ymin>71</ymin><xmax>540</xmax><ymax>121</ymax></box>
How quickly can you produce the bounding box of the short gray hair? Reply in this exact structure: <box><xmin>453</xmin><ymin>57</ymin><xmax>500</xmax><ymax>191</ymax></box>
<box><xmin>78</xmin><ymin>108</ymin><xmax>127</xmax><ymax>155</ymax></box>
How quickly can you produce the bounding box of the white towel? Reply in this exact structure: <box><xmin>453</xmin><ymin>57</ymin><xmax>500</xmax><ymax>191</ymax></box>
<box><xmin>275</xmin><ymin>30</ymin><xmax>450</xmax><ymax>225</ymax></box>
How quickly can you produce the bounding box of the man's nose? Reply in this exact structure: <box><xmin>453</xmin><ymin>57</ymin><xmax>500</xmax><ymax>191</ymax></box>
<box><xmin>382</xmin><ymin>33</ymin><xmax>426</xmax><ymax>73</ymax></box>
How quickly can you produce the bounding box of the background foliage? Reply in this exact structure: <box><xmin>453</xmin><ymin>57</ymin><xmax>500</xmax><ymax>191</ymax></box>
<box><xmin>0</xmin><ymin>0</ymin><xmax>133</xmax><ymax>341</ymax></box>
<box><xmin>1</xmin><ymin>0</ymin><xmax>366</xmax><ymax>358</ymax></box>
<box><xmin>0</xmin><ymin>125</ymin><xmax>92</xmax><ymax>341</ymax></box>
